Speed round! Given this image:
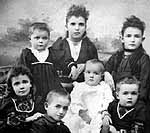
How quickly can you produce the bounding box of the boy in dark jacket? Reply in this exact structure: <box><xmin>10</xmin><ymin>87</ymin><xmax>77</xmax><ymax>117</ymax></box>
<box><xmin>101</xmin><ymin>76</ymin><xmax>144</xmax><ymax>133</ymax></box>
<box><xmin>31</xmin><ymin>89</ymin><xmax>71</xmax><ymax>133</ymax></box>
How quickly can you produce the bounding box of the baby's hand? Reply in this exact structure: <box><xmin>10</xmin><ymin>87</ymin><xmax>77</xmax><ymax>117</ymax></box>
<box><xmin>26</xmin><ymin>112</ymin><xmax>44</xmax><ymax>122</ymax></box>
<box><xmin>79</xmin><ymin>109</ymin><xmax>91</xmax><ymax>124</ymax></box>
<box><xmin>69</xmin><ymin>66</ymin><xmax>78</xmax><ymax>80</ymax></box>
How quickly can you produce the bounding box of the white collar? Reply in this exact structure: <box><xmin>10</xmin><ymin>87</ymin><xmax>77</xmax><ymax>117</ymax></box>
<box><xmin>30</xmin><ymin>48</ymin><xmax>49</xmax><ymax>62</ymax></box>
<box><xmin>66</xmin><ymin>38</ymin><xmax>82</xmax><ymax>61</ymax></box>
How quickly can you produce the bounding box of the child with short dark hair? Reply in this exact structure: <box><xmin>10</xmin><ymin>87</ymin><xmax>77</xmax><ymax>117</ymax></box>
<box><xmin>0</xmin><ymin>65</ymin><xmax>43</xmax><ymax>133</ymax></box>
<box><xmin>101</xmin><ymin>76</ymin><xmax>144</xmax><ymax>133</ymax></box>
<box><xmin>105</xmin><ymin>15</ymin><xmax>150</xmax><ymax>132</ymax></box>
<box><xmin>17</xmin><ymin>22</ymin><xmax>63</xmax><ymax>112</ymax></box>
<box><xmin>31</xmin><ymin>89</ymin><xmax>71</xmax><ymax>133</ymax></box>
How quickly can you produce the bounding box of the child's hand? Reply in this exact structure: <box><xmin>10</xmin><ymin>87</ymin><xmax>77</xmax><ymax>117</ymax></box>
<box><xmin>77</xmin><ymin>64</ymin><xmax>85</xmax><ymax>74</ymax></box>
<box><xmin>102</xmin><ymin>115</ymin><xmax>112</xmax><ymax>126</ymax></box>
<box><xmin>101</xmin><ymin>110</ymin><xmax>112</xmax><ymax>126</ymax></box>
<box><xmin>109</xmin><ymin>125</ymin><xmax>117</xmax><ymax>133</ymax></box>
<box><xmin>69</xmin><ymin>66</ymin><xmax>78</xmax><ymax>80</ymax></box>
<box><xmin>79</xmin><ymin>109</ymin><xmax>91</xmax><ymax>124</ymax></box>
<box><xmin>25</xmin><ymin>112</ymin><xmax>44</xmax><ymax>122</ymax></box>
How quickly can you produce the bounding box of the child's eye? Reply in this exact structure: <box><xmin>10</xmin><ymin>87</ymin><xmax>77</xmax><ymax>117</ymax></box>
<box><xmin>13</xmin><ymin>82</ymin><xmax>20</xmax><ymax>86</ymax></box>
<box><xmin>55</xmin><ymin>105</ymin><xmax>61</xmax><ymax>109</ymax></box>
<box><xmin>70</xmin><ymin>22</ymin><xmax>76</xmax><ymax>26</ymax></box>
<box><xmin>79</xmin><ymin>23</ymin><xmax>85</xmax><ymax>26</ymax></box>
<box><xmin>42</xmin><ymin>36</ymin><xmax>48</xmax><ymax>40</ymax></box>
<box><xmin>134</xmin><ymin>34</ymin><xmax>141</xmax><ymax>38</ymax></box>
<box><xmin>85</xmin><ymin>71</ymin><xmax>90</xmax><ymax>74</ymax></box>
<box><xmin>22</xmin><ymin>80</ymin><xmax>29</xmax><ymax>84</ymax></box>
<box><xmin>125</xmin><ymin>34</ymin><xmax>131</xmax><ymax>37</ymax></box>
<box><xmin>94</xmin><ymin>72</ymin><xmax>99</xmax><ymax>75</ymax></box>
<box><xmin>34</xmin><ymin>36</ymin><xmax>40</xmax><ymax>39</ymax></box>
<box><xmin>131</xmin><ymin>91</ymin><xmax>138</xmax><ymax>95</ymax></box>
<box><xmin>63</xmin><ymin>106</ymin><xmax>68</xmax><ymax>111</ymax></box>
<box><xmin>123</xmin><ymin>91</ymin><xmax>128</xmax><ymax>95</ymax></box>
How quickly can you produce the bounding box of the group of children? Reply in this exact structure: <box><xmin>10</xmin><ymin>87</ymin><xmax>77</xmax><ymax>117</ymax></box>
<box><xmin>0</xmin><ymin>4</ymin><xmax>150</xmax><ymax>133</ymax></box>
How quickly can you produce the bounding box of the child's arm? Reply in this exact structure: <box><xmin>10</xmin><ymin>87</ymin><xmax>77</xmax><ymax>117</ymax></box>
<box><xmin>69</xmin><ymin>83</ymin><xmax>86</xmax><ymax>114</ymax></box>
<box><xmin>26</xmin><ymin>112</ymin><xmax>44</xmax><ymax>122</ymax></box>
<box><xmin>78</xmin><ymin>109</ymin><xmax>91</xmax><ymax>124</ymax></box>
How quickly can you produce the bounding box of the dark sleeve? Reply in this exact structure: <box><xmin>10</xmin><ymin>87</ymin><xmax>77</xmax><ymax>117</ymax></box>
<box><xmin>31</xmin><ymin>119</ymin><xmax>48</xmax><ymax>133</ymax></box>
<box><xmin>105</xmin><ymin>54</ymin><xmax>115</xmax><ymax>73</ymax></box>
<box><xmin>138</xmin><ymin>54</ymin><xmax>150</xmax><ymax>102</ymax></box>
<box><xmin>133</xmin><ymin>55</ymin><xmax>150</xmax><ymax>124</ymax></box>
<box><xmin>107</xmin><ymin>100</ymin><xmax>115</xmax><ymax>115</ymax></box>
<box><xmin>17</xmin><ymin>48</ymin><xmax>31</xmax><ymax>68</ymax></box>
<box><xmin>134</xmin><ymin>100</ymin><xmax>146</xmax><ymax>123</ymax></box>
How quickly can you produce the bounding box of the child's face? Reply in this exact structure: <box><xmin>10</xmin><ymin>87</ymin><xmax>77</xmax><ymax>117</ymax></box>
<box><xmin>66</xmin><ymin>16</ymin><xmax>86</xmax><ymax>42</ymax></box>
<box><xmin>117</xmin><ymin>84</ymin><xmax>139</xmax><ymax>107</ymax></box>
<box><xmin>84</xmin><ymin>63</ymin><xmax>102</xmax><ymax>86</ymax></box>
<box><xmin>11</xmin><ymin>74</ymin><xmax>32</xmax><ymax>97</ymax></box>
<box><xmin>30</xmin><ymin>29</ymin><xmax>49</xmax><ymax>51</ymax></box>
<box><xmin>122</xmin><ymin>27</ymin><xmax>144</xmax><ymax>50</ymax></box>
<box><xmin>45</xmin><ymin>95</ymin><xmax>70</xmax><ymax>121</ymax></box>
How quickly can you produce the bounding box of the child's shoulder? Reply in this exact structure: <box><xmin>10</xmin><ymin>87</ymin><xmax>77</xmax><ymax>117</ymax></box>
<box><xmin>99</xmin><ymin>81</ymin><xmax>112</xmax><ymax>89</ymax></box>
<box><xmin>52</xmin><ymin>37</ymin><xmax>67</xmax><ymax>49</ymax></box>
<box><xmin>21</xmin><ymin>47</ymin><xmax>32</xmax><ymax>54</ymax></box>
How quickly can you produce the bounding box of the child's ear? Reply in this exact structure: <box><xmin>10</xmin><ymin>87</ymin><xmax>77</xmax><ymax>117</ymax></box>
<box><xmin>44</xmin><ymin>102</ymin><xmax>48</xmax><ymax>110</ymax></box>
<box><xmin>121</xmin><ymin>36</ymin><xmax>124</xmax><ymax>43</ymax></box>
<box><xmin>116</xmin><ymin>92</ymin><xmax>119</xmax><ymax>99</ymax></box>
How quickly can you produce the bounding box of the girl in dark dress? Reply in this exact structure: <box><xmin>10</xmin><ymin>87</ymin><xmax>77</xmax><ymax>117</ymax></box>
<box><xmin>52</xmin><ymin>5</ymin><xmax>98</xmax><ymax>92</ymax></box>
<box><xmin>0</xmin><ymin>65</ymin><xmax>43</xmax><ymax>133</ymax></box>
<box><xmin>17</xmin><ymin>22</ymin><xmax>64</xmax><ymax>113</ymax></box>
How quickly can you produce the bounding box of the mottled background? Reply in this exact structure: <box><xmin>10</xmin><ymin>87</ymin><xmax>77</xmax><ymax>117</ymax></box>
<box><xmin>0</xmin><ymin>0</ymin><xmax>150</xmax><ymax>67</ymax></box>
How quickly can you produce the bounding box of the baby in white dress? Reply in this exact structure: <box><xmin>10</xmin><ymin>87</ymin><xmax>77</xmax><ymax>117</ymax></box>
<box><xmin>63</xmin><ymin>59</ymin><xmax>114</xmax><ymax>133</ymax></box>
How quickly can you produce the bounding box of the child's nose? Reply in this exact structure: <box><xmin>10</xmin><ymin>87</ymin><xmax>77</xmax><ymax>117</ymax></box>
<box><xmin>127</xmin><ymin>94</ymin><xmax>132</xmax><ymax>98</ymax></box>
<box><xmin>75</xmin><ymin>24</ymin><xmax>79</xmax><ymax>30</ymax></box>
<box><xmin>131</xmin><ymin>36</ymin><xmax>135</xmax><ymax>42</ymax></box>
<box><xmin>59</xmin><ymin>108</ymin><xmax>64</xmax><ymax>114</ymax></box>
<box><xmin>19</xmin><ymin>84</ymin><xmax>25</xmax><ymax>89</ymax></box>
<box><xmin>90</xmin><ymin>73</ymin><xmax>94</xmax><ymax>77</ymax></box>
<box><xmin>39</xmin><ymin>38</ymin><xmax>43</xmax><ymax>43</ymax></box>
